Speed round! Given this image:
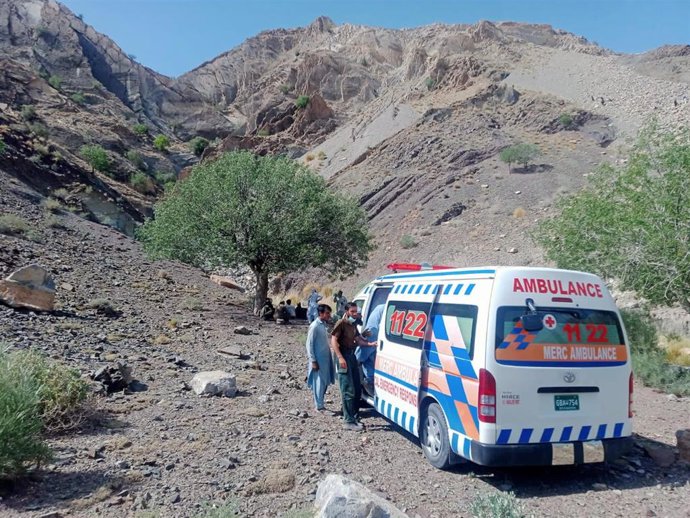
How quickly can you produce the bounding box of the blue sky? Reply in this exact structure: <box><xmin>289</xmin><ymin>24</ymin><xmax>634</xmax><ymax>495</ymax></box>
<box><xmin>60</xmin><ymin>0</ymin><xmax>689</xmax><ymax>78</ymax></box>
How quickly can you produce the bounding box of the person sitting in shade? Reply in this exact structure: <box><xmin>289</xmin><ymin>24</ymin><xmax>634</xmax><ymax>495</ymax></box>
<box><xmin>305</xmin><ymin>304</ymin><xmax>336</xmax><ymax>414</ymax></box>
<box><xmin>295</xmin><ymin>302</ymin><xmax>307</xmax><ymax>320</ymax></box>
<box><xmin>259</xmin><ymin>298</ymin><xmax>275</xmax><ymax>321</ymax></box>
<box><xmin>276</xmin><ymin>300</ymin><xmax>290</xmax><ymax>325</ymax></box>
<box><xmin>285</xmin><ymin>299</ymin><xmax>297</xmax><ymax>319</ymax></box>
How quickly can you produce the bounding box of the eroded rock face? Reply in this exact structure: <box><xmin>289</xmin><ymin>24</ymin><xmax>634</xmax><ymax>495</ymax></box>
<box><xmin>0</xmin><ymin>264</ymin><xmax>55</xmax><ymax>312</ymax></box>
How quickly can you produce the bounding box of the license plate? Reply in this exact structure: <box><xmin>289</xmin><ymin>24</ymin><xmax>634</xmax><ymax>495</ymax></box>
<box><xmin>554</xmin><ymin>394</ymin><xmax>579</xmax><ymax>411</ymax></box>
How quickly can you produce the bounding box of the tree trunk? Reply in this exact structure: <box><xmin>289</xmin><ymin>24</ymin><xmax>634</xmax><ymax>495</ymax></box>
<box><xmin>254</xmin><ymin>269</ymin><xmax>269</xmax><ymax>315</ymax></box>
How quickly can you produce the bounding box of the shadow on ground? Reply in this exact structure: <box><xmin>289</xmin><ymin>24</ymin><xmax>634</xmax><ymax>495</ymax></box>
<box><xmin>511</xmin><ymin>163</ymin><xmax>554</xmax><ymax>174</ymax></box>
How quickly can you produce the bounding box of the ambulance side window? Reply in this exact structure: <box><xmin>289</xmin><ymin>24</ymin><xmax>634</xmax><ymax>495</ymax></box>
<box><xmin>428</xmin><ymin>304</ymin><xmax>479</xmax><ymax>359</ymax></box>
<box><xmin>384</xmin><ymin>300</ymin><xmax>430</xmax><ymax>349</ymax></box>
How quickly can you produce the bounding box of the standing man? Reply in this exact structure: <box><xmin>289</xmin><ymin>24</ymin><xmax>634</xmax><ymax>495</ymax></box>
<box><xmin>331</xmin><ymin>302</ymin><xmax>376</xmax><ymax>431</ymax></box>
<box><xmin>333</xmin><ymin>290</ymin><xmax>348</xmax><ymax>318</ymax></box>
<box><xmin>306</xmin><ymin>304</ymin><xmax>335</xmax><ymax>414</ymax></box>
<box><xmin>356</xmin><ymin>303</ymin><xmax>384</xmax><ymax>397</ymax></box>
<box><xmin>307</xmin><ymin>288</ymin><xmax>322</xmax><ymax>323</ymax></box>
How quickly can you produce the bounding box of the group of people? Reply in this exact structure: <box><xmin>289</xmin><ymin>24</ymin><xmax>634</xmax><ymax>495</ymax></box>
<box><xmin>259</xmin><ymin>298</ymin><xmax>305</xmax><ymax>324</ymax></box>
<box><xmin>305</xmin><ymin>296</ymin><xmax>383</xmax><ymax>432</ymax></box>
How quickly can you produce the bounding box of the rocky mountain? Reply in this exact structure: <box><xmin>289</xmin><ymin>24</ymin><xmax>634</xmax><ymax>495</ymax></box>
<box><xmin>1</xmin><ymin>0</ymin><xmax>689</xmax><ymax>283</ymax></box>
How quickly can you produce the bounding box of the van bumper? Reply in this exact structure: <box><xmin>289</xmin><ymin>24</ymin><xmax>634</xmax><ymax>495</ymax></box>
<box><xmin>469</xmin><ymin>436</ymin><xmax>633</xmax><ymax>467</ymax></box>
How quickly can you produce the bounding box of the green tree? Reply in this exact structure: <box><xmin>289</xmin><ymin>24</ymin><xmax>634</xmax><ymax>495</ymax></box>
<box><xmin>558</xmin><ymin>113</ymin><xmax>575</xmax><ymax>129</ymax></box>
<box><xmin>499</xmin><ymin>143</ymin><xmax>541</xmax><ymax>173</ymax></box>
<box><xmin>153</xmin><ymin>134</ymin><xmax>171</xmax><ymax>152</ymax></box>
<box><xmin>138</xmin><ymin>151</ymin><xmax>373</xmax><ymax>312</ymax></box>
<box><xmin>132</xmin><ymin>123</ymin><xmax>149</xmax><ymax>136</ymax></box>
<box><xmin>188</xmin><ymin>136</ymin><xmax>209</xmax><ymax>156</ymax></box>
<box><xmin>70</xmin><ymin>92</ymin><xmax>86</xmax><ymax>105</ymax></box>
<box><xmin>535</xmin><ymin>127</ymin><xmax>690</xmax><ymax>309</ymax></box>
<box><xmin>48</xmin><ymin>75</ymin><xmax>62</xmax><ymax>90</ymax></box>
<box><xmin>79</xmin><ymin>144</ymin><xmax>109</xmax><ymax>173</ymax></box>
<box><xmin>295</xmin><ymin>95</ymin><xmax>310</xmax><ymax>109</ymax></box>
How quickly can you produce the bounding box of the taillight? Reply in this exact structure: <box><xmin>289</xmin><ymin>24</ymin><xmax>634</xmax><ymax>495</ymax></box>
<box><xmin>478</xmin><ymin>368</ymin><xmax>496</xmax><ymax>423</ymax></box>
<box><xmin>628</xmin><ymin>372</ymin><xmax>634</xmax><ymax>418</ymax></box>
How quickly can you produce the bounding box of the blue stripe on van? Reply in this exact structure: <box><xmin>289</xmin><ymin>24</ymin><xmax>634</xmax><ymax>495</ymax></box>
<box><xmin>613</xmin><ymin>422</ymin><xmax>623</xmax><ymax>438</ymax></box>
<box><xmin>432</xmin><ymin>316</ymin><xmax>449</xmax><ymax>341</ymax></box>
<box><xmin>464</xmin><ymin>283</ymin><xmax>475</xmax><ymax>295</ymax></box>
<box><xmin>423</xmin><ymin>284</ymin><xmax>432</xmax><ymax>294</ymax></box>
<box><xmin>386</xmin><ymin>403</ymin><xmax>392</xmax><ymax>419</ymax></box>
<box><xmin>401</xmin><ymin>411</ymin><xmax>407</xmax><ymax>430</ymax></box>
<box><xmin>409</xmin><ymin>416</ymin><xmax>416</xmax><ymax>434</ymax></box>
<box><xmin>451</xmin><ymin>433</ymin><xmax>459</xmax><ymax>452</ymax></box>
<box><xmin>453</xmin><ymin>284</ymin><xmax>464</xmax><ymax>295</ymax></box>
<box><xmin>560</xmin><ymin>426</ymin><xmax>573</xmax><ymax>442</ymax></box>
<box><xmin>497</xmin><ymin>429</ymin><xmax>511</xmax><ymax>444</ymax></box>
<box><xmin>463</xmin><ymin>437</ymin><xmax>471</xmax><ymax>458</ymax></box>
<box><xmin>596</xmin><ymin>424</ymin><xmax>607</xmax><ymax>439</ymax></box>
<box><xmin>393</xmin><ymin>285</ymin><xmax>400</xmax><ymax>293</ymax></box>
<box><xmin>393</xmin><ymin>407</ymin><xmax>399</xmax><ymax>424</ymax></box>
<box><xmin>415</xmin><ymin>284</ymin><xmax>423</xmax><ymax>294</ymax></box>
<box><xmin>578</xmin><ymin>426</ymin><xmax>591</xmax><ymax>441</ymax></box>
<box><xmin>443</xmin><ymin>284</ymin><xmax>453</xmax><ymax>295</ymax></box>
<box><xmin>519</xmin><ymin>428</ymin><xmax>533</xmax><ymax>444</ymax></box>
<box><xmin>540</xmin><ymin>428</ymin><xmax>554</xmax><ymax>443</ymax></box>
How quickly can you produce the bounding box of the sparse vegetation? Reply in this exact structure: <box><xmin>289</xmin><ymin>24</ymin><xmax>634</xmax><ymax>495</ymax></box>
<box><xmin>130</xmin><ymin>171</ymin><xmax>156</xmax><ymax>195</ymax></box>
<box><xmin>70</xmin><ymin>92</ymin><xmax>86</xmax><ymax>105</ymax></box>
<box><xmin>52</xmin><ymin>188</ymin><xmax>70</xmax><ymax>200</ymax></box>
<box><xmin>424</xmin><ymin>77</ymin><xmax>436</xmax><ymax>90</ymax></box>
<box><xmin>153</xmin><ymin>134</ymin><xmax>171</xmax><ymax>152</ymax></box>
<box><xmin>558</xmin><ymin>113</ymin><xmax>575</xmax><ymax>129</ymax></box>
<box><xmin>317</xmin><ymin>150</ymin><xmax>326</xmax><ymax>160</ymax></box>
<box><xmin>139</xmin><ymin>151</ymin><xmax>372</xmax><ymax>312</ymax></box>
<box><xmin>133</xmin><ymin>123</ymin><xmax>149</xmax><ymax>136</ymax></box>
<box><xmin>189</xmin><ymin>136</ymin><xmax>209</xmax><ymax>156</ymax></box>
<box><xmin>44</xmin><ymin>214</ymin><xmax>66</xmax><ymax>229</ymax></box>
<box><xmin>28</xmin><ymin>122</ymin><xmax>49</xmax><ymax>139</ymax></box>
<box><xmin>41</xmin><ymin>198</ymin><xmax>62</xmax><ymax>213</ymax></box>
<box><xmin>0</xmin><ymin>214</ymin><xmax>30</xmax><ymax>236</ymax></box>
<box><xmin>126</xmin><ymin>150</ymin><xmax>145</xmax><ymax>169</ymax></box>
<box><xmin>513</xmin><ymin>207</ymin><xmax>526</xmax><ymax>218</ymax></box>
<box><xmin>21</xmin><ymin>105</ymin><xmax>37</xmax><ymax>121</ymax></box>
<box><xmin>154</xmin><ymin>170</ymin><xmax>176</xmax><ymax>185</ymax></box>
<box><xmin>48</xmin><ymin>75</ymin><xmax>62</xmax><ymax>90</ymax></box>
<box><xmin>181</xmin><ymin>297</ymin><xmax>204</xmax><ymax>311</ymax></box>
<box><xmin>400</xmin><ymin>234</ymin><xmax>418</xmax><ymax>249</ymax></box>
<box><xmin>195</xmin><ymin>500</ymin><xmax>240</xmax><ymax>518</ymax></box>
<box><xmin>535</xmin><ymin>127</ymin><xmax>690</xmax><ymax>309</ymax></box>
<box><xmin>0</xmin><ymin>140</ymin><xmax>6</xmax><ymax>156</ymax></box>
<box><xmin>469</xmin><ymin>491</ymin><xmax>523</xmax><ymax>518</ymax></box>
<box><xmin>295</xmin><ymin>95</ymin><xmax>310</xmax><ymax>109</ymax></box>
<box><xmin>257</xmin><ymin>128</ymin><xmax>270</xmax><ymax>137</ymax></box>
<box><xmin>499</xmin><ymin>143</ymin><xmax>541</xmax><ymax>173</ymax></box>
<box><xmin>80</xmin><ymin>144</ymin><xmax>110</xmax><ymax>173</ymax></box>
<box><xmin>305</xmin><ymin>153</ymin><xmax>315</xmax><ymax>162</ymax></box>
<box><xmin>279</xmin><ymin>84</ymin><xmax>293</xmax><ymax>94</ymax></box>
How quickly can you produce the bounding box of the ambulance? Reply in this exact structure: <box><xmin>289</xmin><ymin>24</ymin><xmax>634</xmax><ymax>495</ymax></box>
<box><xmin>353</xmin><ymin>264</ymin><xmax>633</xmax><ymax>468</ymax></box>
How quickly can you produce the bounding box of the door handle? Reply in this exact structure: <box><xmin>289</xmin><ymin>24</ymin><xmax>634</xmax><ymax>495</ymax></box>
<box><xmin>378</xmin><ymin>340</ymin><xmax>384</xmax><ymax>351</ymax></box>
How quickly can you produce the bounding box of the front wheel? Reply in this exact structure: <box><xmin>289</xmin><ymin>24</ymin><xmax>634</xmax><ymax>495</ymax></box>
<box><xmin>420</xmin><ymin>402</ymin><xmax>452</xmax><ymax>469</ymax></box>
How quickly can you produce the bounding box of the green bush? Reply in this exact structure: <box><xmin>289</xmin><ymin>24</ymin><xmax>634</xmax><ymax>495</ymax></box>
<box><xmin>154</xmin><ymin>170</ymin><xmax>176</xmax><ymax>184</ymax></box>
<box><xmin>469</xmin><ymin>491</ymin><xmax>523</xmax><ymax>518</ymax></box>
<box><xmin>558</xmin><ymin>113</ymin><xmax>575</xmax><ymax>129</ymax></box>
<box><xmin>621</xmin><ymin>309</ymin><xmax>690</xmax><ymax>396</ymax></box>
<box><xmin>257</xmin><ymin>128</ymin><xmax>270</xmax><ymax>137</ymax></box>
<box><xmin>132</xmin><ymin>123</ymin><xmax>149</xmax><ymax>136</ymax></box>
<box><xmin>188</xmin><ymin>136</ymin><xmax>209</xmax><ymax>156</ymax></box>
<box><xmin>153</xmin><ymin>134</ymin><xmax>171</xmax><ymax>152</ymax></box>
<box><xmin>0</xmin><ymin>140</ymin><xmax>6</xmax><ymax>156</ymax></box>
<box><xmin>535</xmin><ymin>127</ymin><xmax>690</xmax><ymax>309</ymax></box>
<box><xmin>499</xmin><ymin>143</ymin><xmax>541</xmax><ymax>172</ymax></box>
<box><xmin>400</xmin><ymin>235</ymin><xmax>418</xmax><ymax>249</ymax></box>
<box><xmin>80</xmin><ymin>144</ymin><xmax>110</xmax><ymax>173</ymax></box>
<box><xmin>21</xmin><ymin>105</ymin><xmax>37</xmax><ymax>121</ymax></box>
<box><xmin>130</xmin><ymin>171</ymin><xmax>156</xmax><ymax>195</ymax></box>
<box><xmin>41</xmin><ymin>198</ymin><xmax>62</xmax><ymax>213</ymax></box>
<box><xmin>126</xmin><ymin>150</ymin><xmax>145</xmax><ymax>169</ymax></box>
<box><xmin>0</xmin><ymin>351</ymin><xmax>52</xmax><ymax>479</ymax></box>
<box><xmin>295</xmin><ymin>95</ymin><xmax>310</xmax><ymax>109</ymax></box>
<box><xmin>48</xmin><ymin>75</ymin><xmax>62</xmax><ymax>90</ymax></box>
<box><xmin>28</xmin><ymin>122</ymin><xmax>49</xmax><ymax>139</ymax></box>
<box><xmin>425</xmin><ymin>77</ymin><xmax>436</xmax><ymax>91</ymax></box>
<box><xmin>70</xmin><ymin>92</ymin><xmax>86</xmax><ymax>105</ymax></box>
<box><xmin>279</xmin><ymin>84</ymin><xmax>293</xmax><ymax>94</ymax></box>
<box><xmin>0</xmin><ymin>214</ymin><xmax>30</xmax><ymax>236</ymax></box>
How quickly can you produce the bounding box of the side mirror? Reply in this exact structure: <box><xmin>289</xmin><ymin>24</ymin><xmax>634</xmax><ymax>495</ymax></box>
<box><xmin>520</xmin><ymin>314</ymin><xmax>544</xmax><ymax>332</ymax></box>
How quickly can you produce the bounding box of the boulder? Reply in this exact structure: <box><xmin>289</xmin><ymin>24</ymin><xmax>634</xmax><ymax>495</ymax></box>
<box><xmin>209</xmin><ymin>275</ymin><xmax>245</xmax><ymax>292</ymax></box>
<box><xmin>0</xmin><ymin>264</ymin><xmax>55</xmax><ymax>312</ymax></box>
<box><xmin>315</xmin><ymin>474</ymin><xmax>409</xmax><ymax>518</ymax></box>
<box><xmin>190</xmin><ymin>371</ymin><xmax>237</xmax><ymax>397</ymax></box>
<box><xmin>642</xmin><ymin>442</ymin><xmax>676</xmax><ymax>467</ymax></box>
<box><xmin>676</xmin><ymin>429</ymin><xmax>690</xmax><ymax>462</ymax></box>
<box><xmin>93</xmin><ymin>361</ymin><xmax>134</xmax><ymax>393</ymax></box>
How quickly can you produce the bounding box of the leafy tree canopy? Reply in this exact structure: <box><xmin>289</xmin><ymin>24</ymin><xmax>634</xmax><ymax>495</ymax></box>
<box><xmin>138</xmin><ymin>151</ymin><xmax>373</xmax><ymax>310</ymax></box>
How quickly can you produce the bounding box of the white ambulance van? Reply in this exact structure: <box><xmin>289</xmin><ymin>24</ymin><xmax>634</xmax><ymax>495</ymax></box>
<box><xmin>353</xmin><ymin>265</ymin><xmax>633</xmax><ymax>469</ymax></box>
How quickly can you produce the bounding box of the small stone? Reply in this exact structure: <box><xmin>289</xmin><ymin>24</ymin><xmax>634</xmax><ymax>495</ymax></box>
<box><xmin>38</xmin><ymin>512</ymin><xmax>62</xmax><ymax>518</ymax></box>
<box><xmin>514</xmin><ymin>190</ymin><xmax>521</xmax><ymax>194</ymax></box>
<box><xmin>507</xmin><ymin>247</ymin><xmax>518</xmax><ymax>254</ymax></box>
<box><xmin>234</xmin><ymin>326</ymin><xmax>252</xmax><ymax>335</ymax></box>
<box><xmin>591</xmin><ymin>483</ymin><xmax>607</xmax><ymax>491</ymax></box>
<box><xmin>480</xmin><ymin>184</ymin><xmax>489</xmax><ymax>189</ymax></box>
<box><xmin>87</xmin><ymin>445</ymin><xmax>105</xmax><ymax>459</ymax></box>
<box><xmin>60</xmin><ymin>282</ymin><xmax>74</xmax><ymax>292</ymax></box>
<box><xmin>115</xmin><ymin>460</ymin><xmax>130</xmax><ymax>470</ymax></box>
<box><xmin>168</xmin><ymin>492</ymin><xmax>180</xmax><ymax>504</ymax></box>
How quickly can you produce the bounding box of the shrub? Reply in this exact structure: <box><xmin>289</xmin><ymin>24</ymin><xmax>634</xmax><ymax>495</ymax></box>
<box><xmin>21</xmin><ymin>105</ymin><xmax>37</xmax><ymax>121</ymax></box>
<box><xmin>257</xmin><ymin>128</ymin><xmax>270</xmax><ymax>137</ymax></box>
<box><xmin>425</xmin><ymin>77</ymin><xmax>436</xmax><ymax>90</ymax></box>
<box><xmin>70</xmin><ymin>92</ymin><xmax>86</xmax><ymax>105</ymax></box>
<box><xmin>0</xmin><ymin>214</ymin><xmax>30</xmax><ymax>236</ymax></box>
<box><xmin>48</xmin><ymin>75</ymin><xmax>62</xmax><ymax>90</ymax></box>
<box><xmin>305</xmin><ymin>153</ymin><xmax>315</xmax><ymax>162</ymax></box>
<box><xmin>469</xmin><ymin>491</ymin><xmax>523</xmax><ymax>518</ymax></box>
<box><xmin>130</xmin><ymin>171</ymin><xmax>156</xmax><ymax>195</ymax></box>
<box><xmin>0</xmin><ymin>350</ymin><xmax>52</xmax><ymax>479</ymax></box>
<box><xmin>52</xmin><ymin>188</ymin><xmax>70</xmax><ymax>200</ymax></box>
<box><xmin>499</xmin><ymin>143</ymin><xmax>541</xmax><ymax>172</ymax></box>
<box><xmin>188</xmin><ymin>136</ymin><xmax>209</xmax><ymax>156</ymax></box>
<box><xmin>279</xmin><ymin>84</ymin><xmax>293</xmax><ymax>94</ymax></box>
<box><xmin>79</xmin><ymin>144</ymin><xmax>109</xmax><ymax>173</ymax></box>
<box><xmin>132</xmin><ymin>123</ymin><xmax>149</xmax><ymax>135</ymax></box>
<box><xmin>153</xmin><ymin>134</ymin><xmax>170</xmax><ymax>152</ymax></box>
<box><xmin>181</xmin><ymin>297</ymin><xmax>204</xmax><ymax>311</ymax></box>
<box><xmin>28</xmin><ymin>122</ymin><xmax>49</xmax><ymax>139</ymax></box>
<box><xmin>154</xmin><ymin>170</ymin><xmax>176</xmax><ymax>184</ymax></box>
<box><xmin>44</xmin><ymin>215</ymin><xmax>66</xmax><ymax>229</ymax></box>
<box><xmin>535</xmin><ymin>127</ymin><xmax>690</xmax><ymax>309</ymax></box>
<box><xmin>621</xmin><ymin>309</ymin><xmax>690</xmax><ymax>396</ymax></box>
<box><xmin>41</xmin><ymin>198</ymin><xmax>62</xmax><ymax>213</ymax></box>
<box><xmin>558</xmin><ymin>113</ymin><xmax>575</xmax><ymax>129</ymax></box>
<box><xmin>317</xmin><ymin>150</ymin><xmax>326</xmax><ymax>160</ymax></box>
<box><xmin>513</xmin><ymin>207</ymin><xmax>526</xmax><ymax>218</ymax></box>
<box><xmin>400</xmin><ymin>234</ymin><xmax>418</xmax><ymax>249</ymax></box>
<box><xmin>295</xmin><ymin>95</ymin><xmax>310</xmax><ymax>109</ymax></box>
<box><xmin>126</xmin><ymin>150</ymin><xmax>145</xmax><ymax>169</ymax></box>
<box><xmin>0</xmin><ymin>140</ymin><xmax>6</xmax><ymax>156</ymax></box>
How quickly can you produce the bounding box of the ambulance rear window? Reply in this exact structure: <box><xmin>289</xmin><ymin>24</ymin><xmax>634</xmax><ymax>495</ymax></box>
<box><xmin>495</xmin><ymin>307</ymin><xmax>627</xmax><ymax>367</ymax></box>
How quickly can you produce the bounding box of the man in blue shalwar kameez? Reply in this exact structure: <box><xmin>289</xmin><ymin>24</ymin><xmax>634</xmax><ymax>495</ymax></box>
<box><xmin>306</xmin><ymin>304</ymin><xmax>335</xmax><ymax>413</ymax></box>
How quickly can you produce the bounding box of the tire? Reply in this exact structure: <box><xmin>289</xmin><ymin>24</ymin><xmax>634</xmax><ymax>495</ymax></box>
<box><xmin>420</xmin><ymin>402</ymin><xmax>452</xmax><ymax>469</ymax></box>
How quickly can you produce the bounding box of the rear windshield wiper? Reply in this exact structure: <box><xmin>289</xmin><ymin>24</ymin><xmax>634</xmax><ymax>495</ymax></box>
<box><xmin>520</xmin><ymin>298</ymin><xmax>544</xmax><ymax>332</ymax></box>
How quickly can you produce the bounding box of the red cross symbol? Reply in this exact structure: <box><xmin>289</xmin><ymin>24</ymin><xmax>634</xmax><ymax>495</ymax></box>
<box><xmin>543</xmin><ymin>314</ymin><xmax>557</xmax><ymax>330</ymax></box>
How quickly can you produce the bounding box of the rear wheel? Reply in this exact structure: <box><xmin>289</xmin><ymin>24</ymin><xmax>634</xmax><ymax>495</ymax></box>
<box><xmin>420</xmin><ymin>402</ymin><xmax>452</xmax><ymax>469</ymax></box>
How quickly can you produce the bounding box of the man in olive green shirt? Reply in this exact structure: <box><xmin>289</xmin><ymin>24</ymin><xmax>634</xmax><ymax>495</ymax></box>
<box><xmin>331</xmin><ymin>302</ymin><xmax>377</xmax><ymax>431</ymax></box>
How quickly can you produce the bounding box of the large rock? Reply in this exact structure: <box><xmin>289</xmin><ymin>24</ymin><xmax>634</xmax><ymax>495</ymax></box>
<box><xmin>677</xmin><ymin>429</ymin><xmax>690</xmax><ymax>462</ymax></box>
<box><xmin>0</xmin><ymin>264</ymin><xmax>55</xmax><ymax>312</ymax></box>
<box><xmin>209</xmin><ymin>275</ymin><xmax>245</xmax><ymax>292</ymax></box>
<box><xmin>315</xmin><ymin>474</ymin><xmax>409</xmax><ymax>518</ymax></box>
<box><xmin>642</xmin><ymin>442</ymin><xmax>676</xmax><ymax>467</ymax></box>
<box><xmin>190</xmin><ymin>371</ymin><xmax>237</xmax><ymax>397</ymax></box>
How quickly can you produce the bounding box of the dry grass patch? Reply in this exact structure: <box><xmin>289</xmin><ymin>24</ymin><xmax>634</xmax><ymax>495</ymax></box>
<box><xmin>661</xmin><ymin>335</ymin><xmax>690</xmax><ymax>367</ymax></box>
<box><xmin>513</xmin><ymin>207</ymin><xmax>526</xmax><ymax>218</ymax></box>
<box><xmin>153</xmin><ymin>334</ymin><xmax>171</xmax><ymax>345</ymax></box>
